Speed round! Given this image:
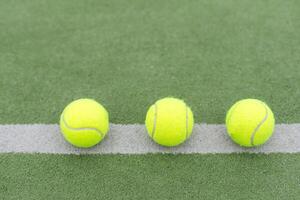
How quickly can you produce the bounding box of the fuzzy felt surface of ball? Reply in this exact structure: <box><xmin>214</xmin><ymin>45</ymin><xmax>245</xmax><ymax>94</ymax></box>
<box><xmin>145</xmin><ymin>97</ymin><xmax>194</xmax><ymax>147</ymax></box>
<box><xmin>226</xmin><ymin>99</ymin><xmax>275</xmax><ymax>147</ymax></box>
<box><xmin>60</xmin><ymin>99</ymin><xmax>109</xmax><ymax>148</ymax></box>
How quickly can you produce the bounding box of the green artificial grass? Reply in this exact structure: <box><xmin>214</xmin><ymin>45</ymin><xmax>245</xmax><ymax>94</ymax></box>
<box><xmin>0</xmin><ymin>153</ymin><xmax>299</xmax><ymax>200</ymax></box>
<box><xmin>0</xmin><ymin>1</ymin><xmax>299</xmax><ymax>199</ymax></box>
<box><xmin>0</xmin><ymin>0</ymin><xmax>300</xmax><ymax>124</ymax></box>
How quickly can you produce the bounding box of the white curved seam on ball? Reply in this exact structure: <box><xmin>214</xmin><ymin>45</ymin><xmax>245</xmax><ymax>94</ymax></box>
<box><xmin>151</xmin><ymin>103</ymin><xmax>158</xmax><ymax>138</ymax></box>
<box><xmin>250</xmin><ymin>105</ymin><xmax>269</xmax><ymax>146</ymax></box>
<box><xmin>226</xmin><ymin>101</ymin><xmax>243</xmax><ymax>136</ymax></box>
<box><xmin>186</xmin><ymin>105</ymin><xmax>189</xmax><ymax>140</ymax></box>
<box><xmin>61</xmin><ymin>115</ymin><xmax>104</xmax><ymax>139</ymax></box>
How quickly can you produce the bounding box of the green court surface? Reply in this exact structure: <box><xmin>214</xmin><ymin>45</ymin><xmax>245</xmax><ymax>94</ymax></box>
<box><xmin>1</xmin><ymin>154</ymin><xmax>299</xmax><ymax>200</ymax></box>
<box><xmin>0</xmin><ymin>0</ymin><xmax>300</xmax><ymax>124</ymax></box>
<box><xmin>0</xmin><ymin>0</ymin><xmax>299</xmax><ymax>199</ymax></box>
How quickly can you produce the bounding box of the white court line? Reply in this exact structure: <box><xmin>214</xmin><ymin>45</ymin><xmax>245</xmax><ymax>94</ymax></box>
<box><xmin>0</xmin><ymin>124</ymin><xmax>299</xmax><ymax>154</ymax></box>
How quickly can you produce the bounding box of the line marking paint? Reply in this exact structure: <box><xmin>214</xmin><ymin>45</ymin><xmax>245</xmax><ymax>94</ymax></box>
<box><xmin>0</xmin><ymin>124</ymin><xmax>299</xmax><ymax>154</ymax></box>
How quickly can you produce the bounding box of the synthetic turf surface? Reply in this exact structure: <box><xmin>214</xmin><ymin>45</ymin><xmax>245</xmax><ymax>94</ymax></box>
<box><xmin>0</xmin><ymin>0</ymin><xmax>300</xmax><ymax>199</ymax></box>
<box><xmin>0</xmin><ymin>0</ymin><xmax>300</xmax><ymax>124</ymax></box>
<box><xmin>0</xmin><ymin>154</ymin><xmax>299</xmax><ymax>200</ymax></box>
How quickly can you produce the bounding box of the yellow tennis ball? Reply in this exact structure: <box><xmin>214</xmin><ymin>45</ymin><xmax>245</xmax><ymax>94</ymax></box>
<box><xmin>60</xmin><ymin>99</ymin><xmax>109</xmax><ymax>148</ymax></box>
<box><xmin>145</xmin><ymin>97</ymin><xmax>194</xmax><ymax>147</ymax></box>
<box><xmin>226</xmin><ymin>99</ymin><xmax>275</xmax><ymax>147</ymax></box>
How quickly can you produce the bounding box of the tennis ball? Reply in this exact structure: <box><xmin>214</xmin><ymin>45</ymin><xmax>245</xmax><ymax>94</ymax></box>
<box><xmin>145</xmin><ymin>97</ymin><xmax>194</xmax><ymax>147</ymax></box>
<box><xmin>60</xmin><ymin>99</ymin><xmax>109</xmax><ymax>148</ymax></box>
<box><xmin>226</xmin><ymin>99</ymin><xmax>275</xmax><ymax>147</ymax></box>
